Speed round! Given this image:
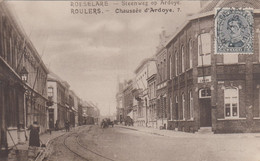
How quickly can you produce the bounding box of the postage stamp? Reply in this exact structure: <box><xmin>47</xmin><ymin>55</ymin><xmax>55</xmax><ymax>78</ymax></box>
<box><xmin>215</xmin><ymin>8</ymin><xmax>253</xmax><ymax>54</ymax></box>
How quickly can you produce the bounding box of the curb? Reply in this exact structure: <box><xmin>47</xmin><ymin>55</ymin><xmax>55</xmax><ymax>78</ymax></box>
<box><xmin>35</xmin><ymin>126</ymin><xmax>83</xmax><ymax>161</ymax></box>
<box><xmin>116</xmin><ymin>126</ymin><xmax>138</xmax><ymax>131</ymax></box>
<box><xmin>116</xmin><ymin>125</ymin><xmax>165</xmax><ymax>137</ymax></box>
<box><xmin>35</xmin><ymin>132</ymin><xmax>66</xmax><ymax>161</ymax></box>
<box><xmin>116</xmin><ymin>125</ymin><xmax>260</xmax><ymax>139</ymax></box>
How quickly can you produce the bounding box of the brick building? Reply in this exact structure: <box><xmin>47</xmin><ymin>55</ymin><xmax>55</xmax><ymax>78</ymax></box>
<box><xmin>166</xmin><ymin>0</ymin><xmax>260</xmax><ymax>133</ymax></box>
<box><xmin>156</xmin><ymin>46</ymin><xmax>168</xmax><ymax>129</ymax></box>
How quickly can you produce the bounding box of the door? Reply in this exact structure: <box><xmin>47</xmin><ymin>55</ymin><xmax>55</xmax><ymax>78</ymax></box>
<box><xmin>199</xmin><ymin>98</ymin><xmax>211</xmax><ymax>127</ymax></box>
<box><xmin>49</xmin><ymin>109</ymin><xmax>54</xmax><ymax>129</ymax></box>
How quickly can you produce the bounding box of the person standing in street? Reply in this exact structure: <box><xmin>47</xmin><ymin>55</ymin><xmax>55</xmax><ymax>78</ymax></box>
<box><xmin>28</xmin><ymin>121</ymin><xmax>40</xmax><ymax>147</ymax></box>
<box><xmin>65</xmin><ymin>120</ymin><xmax>70</xmax><ymax>132</ymax></box>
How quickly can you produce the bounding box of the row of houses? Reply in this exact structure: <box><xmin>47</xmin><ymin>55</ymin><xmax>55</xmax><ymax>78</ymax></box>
<box><xmin>47</xmin><ymin>71</ymin><xmax>100</xmax><ymax>130</ymax></box>
<box><xmin>0</xmin><ymin>2</ymin><xmax>99</xmax><ymax>151</ymax></box>
<box><xmin>116</xmin><ymin>0</ymin><xmax>260</xmax><ymax>133</ymax></box>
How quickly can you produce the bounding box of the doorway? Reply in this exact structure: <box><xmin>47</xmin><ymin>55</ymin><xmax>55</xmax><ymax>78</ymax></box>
<box><xmin>199</xmin><ymin>88</ymin><xmax>212</xmax><ymax>127</ymax></box>
<box><xmin>49</xmin><ymin>109</ymin><xmax>54</xmax><ymax>129</ymax></box>
<box><xmin>199</xmin><ymin>98</ymin><xmax>211</xmax><ymax>127</ymax></box>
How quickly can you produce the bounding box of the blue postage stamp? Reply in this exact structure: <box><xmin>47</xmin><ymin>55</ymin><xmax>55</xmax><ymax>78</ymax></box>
<box><xmin>215</xmin><ymin>8</ymin><xmax>253</xmax><ymax>54</ymax></box>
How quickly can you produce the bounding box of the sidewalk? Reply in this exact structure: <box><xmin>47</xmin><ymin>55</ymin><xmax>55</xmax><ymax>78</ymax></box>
<box><xmin>115</xmin><ymin>125</ymin><xmax>260</xmax><ymax>138</ymax></box>
<box><xmin>2</xmin><ymin>127</ymin><xmax>72</xmax><ymax>161</ymax></box>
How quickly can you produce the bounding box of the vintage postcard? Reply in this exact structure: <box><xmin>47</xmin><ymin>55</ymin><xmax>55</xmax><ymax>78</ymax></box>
<box><xmin>0</xmin><ymin>0</ymin><xmax>260</xmax><ymax>161</ymax></box>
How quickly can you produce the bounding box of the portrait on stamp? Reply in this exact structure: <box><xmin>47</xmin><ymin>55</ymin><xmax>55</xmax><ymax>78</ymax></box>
<box><xmin>215</xmin><ymin>8</ymin><xmax>254</xmax><ymax>54</ymax></box>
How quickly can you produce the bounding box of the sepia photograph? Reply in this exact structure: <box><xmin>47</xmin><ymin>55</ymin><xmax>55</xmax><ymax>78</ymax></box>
<box><xmin>0</xmin><ymin>0</ymin><xmax>260</xmax><ymax>160</ymax></box>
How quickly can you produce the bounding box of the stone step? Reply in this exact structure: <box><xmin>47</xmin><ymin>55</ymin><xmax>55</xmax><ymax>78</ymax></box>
<box><xmin>197</xmin><ymin>127</ymin><xmax>214</xmax><ymax>134</ymax></box>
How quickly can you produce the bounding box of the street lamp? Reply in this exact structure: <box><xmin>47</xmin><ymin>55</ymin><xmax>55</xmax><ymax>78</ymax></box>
<box><xmin>20</xmin><ymin>66</ymin><xmax>28</xmax><ymax>83</ymax></box>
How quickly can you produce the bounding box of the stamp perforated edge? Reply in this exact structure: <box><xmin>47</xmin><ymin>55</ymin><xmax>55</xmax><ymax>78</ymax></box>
<box><xmin>214</xmin><ymin>7</ymin><xmax>254</xmax><ymax>55</ymax></box>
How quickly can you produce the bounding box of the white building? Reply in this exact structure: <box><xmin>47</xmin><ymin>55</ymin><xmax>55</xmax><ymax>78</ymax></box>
<box><xmin>133</xmin><ymin>58</ymin><xmax>157</xmax><ymax>127</ymax></box>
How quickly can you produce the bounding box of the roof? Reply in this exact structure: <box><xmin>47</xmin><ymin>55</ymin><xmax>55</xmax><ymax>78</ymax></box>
<box><xmin>200</xmin><ymin>0</ymin><xmax>260</xmax><ymax>13</ymax></box>
<box><xmin>134</xmin><ymin>57</ymin><xmax>155</xmax><ymax>74</ymax></box>
<box><xmin>47</xmin><ymin>70</ymin><xmax>70</xmax><ymax>88</ymax></box>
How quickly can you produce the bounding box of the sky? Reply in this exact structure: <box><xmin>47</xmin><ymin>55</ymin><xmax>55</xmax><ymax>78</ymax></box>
<box><xmin>7</xmin><ymin>0</ymin><xmax>201</xmax><ymax>116</ymax></box>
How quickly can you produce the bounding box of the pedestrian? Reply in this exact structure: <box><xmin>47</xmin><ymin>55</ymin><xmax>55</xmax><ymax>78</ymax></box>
<box><xmin>65</xmin><ymin>120</ymin><xmax>70</xmax><ymax>132</ymax></box>
<box><xmin>55</xmin><ymin>120</ymin><xmax>59</xmax><ymax>131</ymax></box>
<box><xmin>28</xmin><ymin>121</ymin><xmax>40</xmax><ymax>147</ymax></box>
<box><xmin>67</xmin><ymin>120</ymin><xmax>70</xmax><ymax>132</ymax></box>
<box><xmin>49</xmin><ymin>118</ymin><xmax>53</xmax><ymax>135</ymax></box>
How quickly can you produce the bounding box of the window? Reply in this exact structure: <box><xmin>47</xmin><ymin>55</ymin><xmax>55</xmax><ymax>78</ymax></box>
<box><xmin>199</xmin><ymin>88</ymin><xmax>211</xmax><ymax>98</ymax></box>
<box><xmin>3</xmin><ymin>30</ymin><xmax>7</xmax><ymax>60</ymax></box>
<box><xmin>157</xmin><ymin>64</ymin><xmax>160</xmax><ymax>81</ymax></box>
<box><xmin>153</xmin><ymin>104</ymin><xmax>156</xmax><ymax>120</ymax></box>
<box><xmin>223</xmin><ymin>54</ymin><xmax>238</xmax><ymax>64</ymax></box>
<box><xmin>182</xmin><ymin>93</ymin><xmax>185</xmax><ymax>120</ymax></box>
<box><xmin>198</xmin><ymin>33</ymin><xmax>211</xmax><ymax>66</ymax></box>
<box><xmin>138</xmin><ymin>105</ymin><xmax>142</xmax><ymax>117</ymax></box>
<box><xmin>175</xmin><ymin>51</ymin><xmax>178</xmax><ymax>76</ymax></box>
<box><xmin>189</xmin><ymin>91</ymin><xmax>194</xmax><ymax>120</ymax></box>
<box><xmin>175</xmin><ymin>95</ymin><xmax>179</xmax><ymax>120</ymax></box>
<box><xmin>169</xmin><ymin>55</ymin><xmax>172</xmax><ymax>79</ymax></box>
<box><xmin>188</xmin><ymin>39</ymin><xmax>193</xmax><ymax>68</ymax></box>
<box><xmin>9</xmin><ymin>36</ymin><xmax>13</xmax><ymax>66</ymax></box>
<box><xmin>181</xmin><ymin>46</ymin><xmax>185</xmax><ymax>73</ymax></box>
<box><xmin>170</xmin><ymin>97</ymin><xmax>173</xmax><ymax>120</ymax></box>
<box><xmin>157</xmin><ymin>99</ymin><xmax>161</xmax><ymax>118</ymax></box>
<box><xmin>164</xmin><ymin>59</ymin><xmax>166</xmax><ymax>80</ymax></box>
<box><xmin>224</xmin><ymin>87</ymin><xmax>239</xmax><ymax>118</ymax></box>
<box><xmin>163</xmin><ymin>97</ymin><xmax>167</xmax><ymax>118</ymax></box>
<box><xmin>48</xmin><ymin>87</ymin><xmax>54</xmax><ymax>97</ymax></box>
<box><xmin>160</xmin><ymin>62</ymin><xmax>163</xmax><ymax>81</ymax></box>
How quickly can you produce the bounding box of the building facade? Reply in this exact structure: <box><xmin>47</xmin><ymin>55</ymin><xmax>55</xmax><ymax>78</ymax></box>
<box><xmin>166</xmin><ymin>0</ymin><xmax>260</xmax><ymax>133</ymax></box>
<box><xmin>116</xmin><ymin>82</ymin><xmax>124</xmax><ymax>123</ymax></box>
<box><xmin>68</xmin><ymin>93</ymin><xmax>74</xmax><ymax>127</ymax></box>
<box><xmin>133</xmin><ymin>58</ymin><xmax>157</xmax><ymax>127</ymax></box>
<box><xmin>47</xmin><ymin>72</ymin><xmax>70</xmax><ymax>130</ymax></box>
<box><xmin>147</xmin><ymin>73</ymin><xmax>157</xmax><ymax>128</ymax></box>
<box><xmin>0</xmin><ymin>2</ymin><xmax>49</xmax><ymax>151</ymax></box>
<box><xmin>122</xmin><ymin>80</ymin><xmax>134</xmax><ymax>123</ymax></box>
<box><xmin>156</xmin><ymin>47</ymin><xmax>168</xmax><ymax>129</ymax></box>
<box><xmin>82</xmin><ymin>101</ymin><xmax>100</xmax><ymax>125</ymax></box>
<box><xmin>69</xmin><ymin>90</ymin><xmax>79</xmax><ymax>126</ymax></box>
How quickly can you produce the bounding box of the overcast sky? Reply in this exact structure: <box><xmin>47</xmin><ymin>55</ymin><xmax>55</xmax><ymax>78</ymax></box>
<box><xmin>7</xmin><ymin>1</ymin><xmax>201</xmax><ymax>116</ymax></box>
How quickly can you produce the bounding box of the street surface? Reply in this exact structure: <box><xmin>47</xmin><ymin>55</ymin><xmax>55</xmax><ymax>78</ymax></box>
<box><xmin>46</xmin><ymin>125</ymin><xmax>260</xmax><ymax>161</ymax></box>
